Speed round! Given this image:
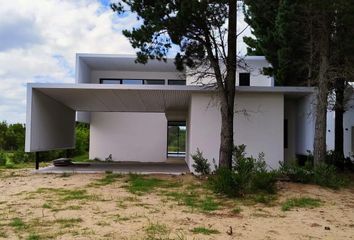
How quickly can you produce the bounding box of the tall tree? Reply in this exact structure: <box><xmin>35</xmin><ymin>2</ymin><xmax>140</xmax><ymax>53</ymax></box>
<box><xmin>111</xmin><ymin>0</ymin><xmax>237</xmax><ymax>169</ymax></box>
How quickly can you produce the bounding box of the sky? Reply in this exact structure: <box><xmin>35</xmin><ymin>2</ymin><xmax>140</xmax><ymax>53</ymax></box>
<box><xmin>0</xmin><ymin>0</ymin><xmax>251</xmax><ymax>124</ymax></box>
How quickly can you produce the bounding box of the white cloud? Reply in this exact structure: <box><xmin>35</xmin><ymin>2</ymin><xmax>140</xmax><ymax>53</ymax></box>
<box><xmin>0</xmin><ymin>0</ymin><xmax>250</xmax><ymax>123</ymax></box>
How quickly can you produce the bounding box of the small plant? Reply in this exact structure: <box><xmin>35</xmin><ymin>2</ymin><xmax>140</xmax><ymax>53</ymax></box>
<box><xmin>281</xmin><ymin>197</ymin><xmax>321</xmax><ymax>211</ymax></box>
<box><xmin>27</xmin><ymin>234</ymin><xmax>40</xmax><ymax>240</ymax></box>
<box><xmin>145</xmin><ymin>222</ymin><xmax>169</xmax><ymax>239</ymax></box>
<box><xmin>192</xmin><ymin>148</ymin><xmax>211</xmax><ymax>175</ymax></box>
<box><xmin>232</xmin><ymin>206</ymin><xmax>242</xmax><ymax>214</ymax></box>
<box><xmin>9</xmin><ymin>217</ymin><xmax>26</xmax><ymax>230</ymax></box>
<box><xmin>208</xmin><ymin>167</ymin><xmax>238</xmax><ymax>197</ymax></box>
<box><xmin>0</xmin><ymin>151</ymin><xmax>6</xmax><ymax>166</ymax></box>
<box><xmin>191</xmin><ymin>227</ymin><xmax>220</xmax><ymax>235</ymax></box>
<box><xmin>313</xmin><ymin>163</ymin><xmax>347</xmax><ymax>189</ymax></box>
<box><xmin>279</xmin><ymin>161</ymin><xmax>313</xmax><ymax>183</ymax></box>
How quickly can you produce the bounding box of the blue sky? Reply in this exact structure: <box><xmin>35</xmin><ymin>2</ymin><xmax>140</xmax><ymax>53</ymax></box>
<box><xmin>0</xmin><ymin>0</ymin><xmax>250</xmax><ymax>123</ymax></box>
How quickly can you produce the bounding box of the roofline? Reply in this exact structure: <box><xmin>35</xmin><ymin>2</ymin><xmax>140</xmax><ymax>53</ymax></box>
<box><xmin>28</xmin><ymin>83</ymin><xmax>315</xmax><ymax>94</ymax></box>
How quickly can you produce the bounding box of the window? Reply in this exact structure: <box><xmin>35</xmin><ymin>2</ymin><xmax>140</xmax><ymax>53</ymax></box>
<box><xmin>167</xmin><ymin>121</ymin><xmax>186</xmax><ymax>157</ymax></box>
<box><xmin>122</xmin><ymin>79</ymin><xmax>143</xmax><ymax>85</ymax></box>
<box><xmin>100</xmin><ymin>79</ymin><xmax>122</xmax><ymax>84</ymax></box>
<box><xmin>144</xmin><ymin>79</ymin><xmax>165</xmax><ymax>85</ymax></box>
<box><xmin>239</xmin><ymin>73</ymin><xmax>250</xmax><ymax>86</ymax></box>
<box><xmin>100</xmin><ymin>78</ymin><xmax>165</xmax><ymax>85</ymax></box>
<box><xmin>168</xmin><ymin>80</ymin><xmax>186</xmax><ymax>85</ymax></box>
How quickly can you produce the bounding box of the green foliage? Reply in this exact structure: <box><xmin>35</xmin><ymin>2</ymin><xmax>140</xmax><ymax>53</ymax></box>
<box><xmin>191</xmin><ymin>227</ymin><xmax>220</xmax><ymax>235</ymax></box>
<box><xmin>209</xmin><ymin>145</ymin><xmax>278</xmax><ymax>197</ymax></box>
<box><xmin>94</xmin><ymin>173</ymin><xmax>123</xmax><ymax>186</ymax></box>
<box><xmin>9</xmin><ymin>217</ymin><xmax>26</xmax><ymax>230</ymax></box>
<box><xmin>145</xmin><ymin>222</ymin><xmax>169</xmax><ymax>240</ymax></box>
<box><xmin>27</xmin><ymin>234</ymin><xmax>40</xmax><ymax>240</ymax></box>
<box><xmin>281</xmin><ymin>197</ymin><xmax>321</xmax><ymax>211</ymax></box>
<box><xmin>280</xmin><ymin>161</ymin><xmax>348</xmax><ymax>189</ymax></box>
<box><xmin>191</xmin><ymin>148</ymin><xmax>211</xmax><ymax>175</ymax></box>
<box><xmin>73</xmin><ymin>123</ymin><xmax>89</xmax><ymax>156</ymax></box>
<box><xmin>0</xmin><ymin>151</ymin><xmax>6</xmax><ymax>166</ymax></box>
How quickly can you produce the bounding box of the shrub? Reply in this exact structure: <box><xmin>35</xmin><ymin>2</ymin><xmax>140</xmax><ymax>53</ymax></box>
<box><xmin>11</xmin><ymin>150</ymin><xmax>34</xmax><ymax>164</ymax></box>
<box><xmin>313</xmin><ymin>163</ymin><xmax>347</xmax><ymax>189</ymax></box>
<box><xmin>279</xmin><ymin>161</ymin><xmax>313</xmax><ymax>183</ymax></box>
<box><xmin>192</xmin><ymin>148</ymin><xmax>211</xmax><ymax>175</ymax></box>
<box><xmin>209</xmin><ymin>167</ymin><xmax>238</xmax><ymax>197</ymax></box>
<box><xmin>0</xmin><ymin>151</ymin><xmax>6</xmax><ymax>166</ymax></box>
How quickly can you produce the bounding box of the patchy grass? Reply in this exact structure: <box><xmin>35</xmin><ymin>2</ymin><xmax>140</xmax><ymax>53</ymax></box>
<box><xmin>282</xmin><ymin>197</ymin><xmax>321</xmax><ymax>211</ymax></box>
<box><xmin>232</xmin><ymin>206</ymin><xmax>242</xmax><ymax>214</ymax></box>
<box><xmin>191</xmin><ymin>227</ymin><xmax>220</xmax><ymax>235</ymax></box>
<box><xmin>55</xmin><ymin>218</ymin><xmax>83</xmax><ymax>228</ymax></box>
<box><xmin>252</xmin><ymin>193</ymin><xmax>277</xmax><ymax>205</ymax></box>
<box><xmin>9</xmin><ymin>217</ymin><xmax>26</xmax><ymax>230</ymax></box>
<box><xmin>163</xmin><ymin>191</ymin><xmax>220</xmax><ymax>212</ymax></box>
<box><xmin>27</xmin><ymin>233</ymin><xmax>41</xmax><ymax>240</ymax></box>
<box><xmin>145</xmin><ymin>222</ymin><xmax>169</xmax><ymax>239</ymax></box>
<box><xmin>35</xmin><ymin>188</ymin><xmax>96</xmax><ymax>201</ymax></box>
<box><xmin>93</xmin><ymin>173</ymin><xmax>123</xmax><ymax>186</ymax></box>
<box><xmin>126</xmin><ymin>174</ymin><xmax>180</xmax><ymax>194</ymax></box>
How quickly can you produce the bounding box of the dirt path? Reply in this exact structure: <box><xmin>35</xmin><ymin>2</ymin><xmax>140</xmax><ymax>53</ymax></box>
<box><xmin>0</xmin><ymin>169</ymin><xmax>353</xmax><ymax>239</ymax></box>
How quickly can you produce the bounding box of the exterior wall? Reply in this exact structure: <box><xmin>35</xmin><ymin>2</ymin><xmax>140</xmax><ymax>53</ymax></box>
<box><xmin>89</xmin><ymin>112</ymin><xmax>167</xmax><ymax>162</ymax></box>
<box><xmin>186</xmin><ymin>56</ymin><xmax>274</xmax><ymax>87</ymax></box>
<box><xmin>284</xmin><ymin>99</ymin><xmax>297</xmax><ymax>162</ymax></box>
<box><xmin>295</xmin><ymin>94</ymin><xmax>315</xmax><ymax>155</ymax></box>
<box><xmin>188</xmin><ymin>92</ymin><xmax>284</xmax><ymax>170</ymax></box>
<box><xmin>90</xmin><ymin>70</ymin><xmax>183</xmax><ymax>84</ymax></box>
<box><xmin>25</xmin><ymin>89</ymin><xmax>75</xmax><ymax>152</ymax></box>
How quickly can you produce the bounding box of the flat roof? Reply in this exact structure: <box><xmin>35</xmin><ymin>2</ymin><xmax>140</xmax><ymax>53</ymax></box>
<box><xmin>29</xmin><ymin>83</ymin><xmax>315</xmax><ymax>112</ymax></box>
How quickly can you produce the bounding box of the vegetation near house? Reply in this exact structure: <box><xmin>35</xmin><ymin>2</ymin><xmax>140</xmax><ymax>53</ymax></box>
<box><xmin>191</xmin><ymin>148</ymin><xmax>211</xmax><ymax>175</ymax></box>
<box><xmin>281</xmin><ymin>197</ymin><xmax>321</xmax><ymax>211</ymax></box>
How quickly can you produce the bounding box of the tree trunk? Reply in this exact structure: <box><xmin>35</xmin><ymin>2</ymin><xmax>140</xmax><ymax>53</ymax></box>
<box><xmin>218</xmin><ymin>0</ymin><xmax>237</xmax><ymax>169</ymax></box>
<box><xmin>334</xmin><ymin>78</ymin><xmax>345</xmax><ymax>161</ymax></box>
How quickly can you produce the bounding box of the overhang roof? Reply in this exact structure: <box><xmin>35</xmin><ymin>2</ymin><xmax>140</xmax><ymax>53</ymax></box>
<box><xmin>29</xmin><ymin>83</ymin><xmax>315</xmax><ymax>113</ymax></box>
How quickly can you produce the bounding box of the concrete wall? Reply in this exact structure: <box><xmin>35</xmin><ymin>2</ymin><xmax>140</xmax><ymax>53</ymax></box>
<box><xmin>295</xmin><ymin>94</ymin><xmax>315</xmax><ymax>155</ymax></box>
<box><xmin>89</xmin><ymin>112</ymin><xmax>168</xmax><ymax>162</ymax></box>
<box><xmin>188</xmin><ymin>92</ymin><xmax>284</xmax><ymax>170</ymax></box>
<box><xmin>25</xmin><ymin>89</ymin><xmax>76</xmax><ymax>152</ymax></box>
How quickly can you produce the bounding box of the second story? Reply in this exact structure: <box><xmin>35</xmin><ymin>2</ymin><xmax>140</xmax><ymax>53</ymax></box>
<box><xmin>76</xmin><ymin>54</ymin><xmax>274</xmax><ymax>87</ymax></box>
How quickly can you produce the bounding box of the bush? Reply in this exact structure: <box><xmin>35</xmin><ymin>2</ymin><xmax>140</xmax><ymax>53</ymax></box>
<box><xmin>11</xmin><ymin>150</ymin><xmax>34</xmax><ymax>164</ymax></box>
<box><xmin>0</xmin><ymin>151</ymin><xmax>6</xmax><ymax>166</ymax></box>
<box><xmin>209</xmin><ymin>145</ymin><xmax>277</xmax><ymax>197</ymax></box>
<box><xmin>209</xmin><ymin>167</ymin><xmax>238</xmax><ymax>197</ymax></box>
<box><xmin>280</xmin><ymin>160</ymin><xmax>348</xmax><ymax>189</ymax></box>
<box><xmin>192</xmin><ymin>148</ymin><xmax>211</xmax><ymax>175</ymax></box>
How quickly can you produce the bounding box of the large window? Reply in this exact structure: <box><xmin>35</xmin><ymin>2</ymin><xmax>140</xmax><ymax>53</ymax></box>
<box><xmin>167</xmin><ymin>121</ymin><xmax>186</xmax><ymax>157</ymax></box>
<box><xmin>239</xmin><ymin>73</ymin><xmax>250</xmax><ymax>86</ymax></box>
<box><xmin>100</xmin><ymin>78</ymin><xmax>165</xmax><ymax>85</ymax></box>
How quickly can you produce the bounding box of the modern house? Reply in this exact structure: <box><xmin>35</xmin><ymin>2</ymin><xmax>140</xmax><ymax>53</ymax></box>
<box><xmin>25</xmin><ymin>54</ymin><xmax>318</xmax><ymax>171</ymax></box>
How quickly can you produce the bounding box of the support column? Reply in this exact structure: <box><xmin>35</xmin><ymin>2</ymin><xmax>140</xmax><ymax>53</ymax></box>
<box><xmin>35</xmin><ymin>152</ymin><xmax>40</xmax><ymax>170</ymax></box>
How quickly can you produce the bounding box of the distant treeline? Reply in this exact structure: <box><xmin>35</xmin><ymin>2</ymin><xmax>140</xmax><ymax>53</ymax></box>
<box><xmin>0</xmin><ymin>122</ymin><xmax>89</xmax><ymax>164</ymax></box>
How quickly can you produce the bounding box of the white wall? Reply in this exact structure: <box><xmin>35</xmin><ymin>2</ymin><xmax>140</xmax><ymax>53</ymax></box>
<box><xmin>188</xmin><ymin>92</ymin><xmax>284</xmax><ymax>170</ymax></box>
<box><xmin>295</xmin><ymin>94</ymin><xmax>315</xmax><ymax>155</ymax></box>
<box><xmin>25</xmin><ymin>89</ymin><xmax>76</xmax><ymax>152</ymax></box>
<box><xmin>89</xmin><ymin>112</ymin><xmax>167</xmax><ymax>162</ymax></box>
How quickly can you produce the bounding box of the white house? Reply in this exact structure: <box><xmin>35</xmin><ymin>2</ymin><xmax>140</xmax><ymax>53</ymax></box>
<box><xmin>25</xmin><ymin>54</ymin><xmax>318</xmax><ymax>171</ymax></box>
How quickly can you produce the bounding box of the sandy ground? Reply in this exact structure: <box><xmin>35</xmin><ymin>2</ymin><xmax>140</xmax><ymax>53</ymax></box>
<box><xmin>0</xmin><ymin>169</ymin><xmax>353</xmax><ymax>240</ymax></box>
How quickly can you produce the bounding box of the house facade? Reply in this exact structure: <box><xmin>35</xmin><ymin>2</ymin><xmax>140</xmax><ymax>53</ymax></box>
<box><xmin>25</xmin><ymin>54</ymin><xmax>318</xmax><ymax>171</ymax></box>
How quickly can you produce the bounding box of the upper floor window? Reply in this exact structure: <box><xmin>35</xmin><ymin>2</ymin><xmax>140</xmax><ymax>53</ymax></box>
<box><xmin>100</xmin><ymin>79</ymin><xmax>165</xmax><ymax>85</ymax></box>
<box><xmin>239</xmin><ymin>73</ymin><xmax>250</xmax><ymax>86</ymax></box>
<box><xmin>168</xmin><ymin>79</ymin><xmax>186</xmax><ymax>85</ymax></box>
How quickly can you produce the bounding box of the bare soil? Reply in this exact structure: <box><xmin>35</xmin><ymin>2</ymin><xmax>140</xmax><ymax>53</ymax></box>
<box><xmin>0</xmin><ymin>169</ymin><xmax>353</xmax><ymax>239</ymax></box>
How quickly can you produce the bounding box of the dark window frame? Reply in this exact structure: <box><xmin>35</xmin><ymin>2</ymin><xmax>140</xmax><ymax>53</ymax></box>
<box><xmin>239</xmin><ymin>72</ymin><xmax>251</xmax><ymax>86</ymax></box>
<box><xmin>99</xmin><ymin>78</ymin><xmax>166</xmax><ymax>85</ymax></box>
<box><xmin>168</xmin><ymin>79</ymin><xmax>186</xmax><ymax>85</ymax></box>
<box><xmin>167</xmin><ymin>121</ymin><xmax>186</xmax><ymax>157</ymax></box>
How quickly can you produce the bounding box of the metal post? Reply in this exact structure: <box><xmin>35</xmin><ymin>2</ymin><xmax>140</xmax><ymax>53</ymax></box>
<box><xmin>35</xmin><ymin>152</ymin><xmax>39</xmax><ymax>170</ymax></box>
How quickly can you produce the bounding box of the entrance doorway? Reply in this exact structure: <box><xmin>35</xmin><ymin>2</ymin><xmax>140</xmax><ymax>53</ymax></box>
<box><xmin>167</xmin><ymin>121</ymin><xmax>186</xmax><ymax>157</ymax></box>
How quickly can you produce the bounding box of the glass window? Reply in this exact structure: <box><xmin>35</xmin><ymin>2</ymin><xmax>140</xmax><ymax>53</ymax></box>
<box><xmin>144</xmin><ymin>79</ymin><xmax>165</xmax><ymax>85</ymax></box>
<box><xmin>167</xmin><ymin>121</ymin><xmax>186</xmax><ymax>157</ymax></box>
<box><xmin>122</xmin><ymin>79</ymin><xmax>143</xmax><ymax>85</ymax></box>
<box><xmin>168</xmin><ymin>80</ymin><xmax>186</xmax><ymax>85</ymax></box>
<box><xmin>239</xmin><ymin>73</ymin><xmax>250</xmax><ymax>86</ymax></box>
<box><xmin>100</xmin><ymin>79</ymin><xmax>122</xmax><ymax>84</ymax></box>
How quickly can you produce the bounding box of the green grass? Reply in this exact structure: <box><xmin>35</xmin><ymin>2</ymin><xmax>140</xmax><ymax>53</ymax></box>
<box><xmin>27</xmin><ymin>234</ymin><xmax>41</xmax><ymax>240</ymax></box>
<box><xmin>145</xmin><ymin>222</ymin><xmax>169</xmax><ymax>239</ymax></box>
<box><xmin>163</xmin><ymin>191</ymin><xmax>219</xmax><ymax>212</ymax></box>
<box><xmin>94</xmin><ymin>173</ymin><xmax>123</xmax><ymax>186</ymax></box>
<box><xmin>9</xmin><ymin>217</ymin><xmax>26</xmax><ymax>230</ymax></box>
<box><xmin>282</xmin><ymin>197</ymin><xmax>321</xmax><ymax>211</ymax></box>
<box><xmin>252</xmin><ymin>193</ymin><xmax>277</xmax><ymax>205</ymax></box>
<box><xmin>126</xmin><ymin>174</ymin><xmax>180</xmax><ymax>194</ymax></box>
<box><xmin>191</xmin><ymin>227</ymin><xmax>220</xmax><ymax>235</ymax></box>
<box><xmin>232</xmin><ymin>206</ymin><xmax>242</xmax><ymax>214</ymax></box>
<box><xmin>35</xmin><ymin>188</ymin><xmax>96</xmax><ymax>201</ymax></box>
<box><xmin>71</xmin><ymin>153</ymin><xmax>90</xmax><ymax>162</ymax></box>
